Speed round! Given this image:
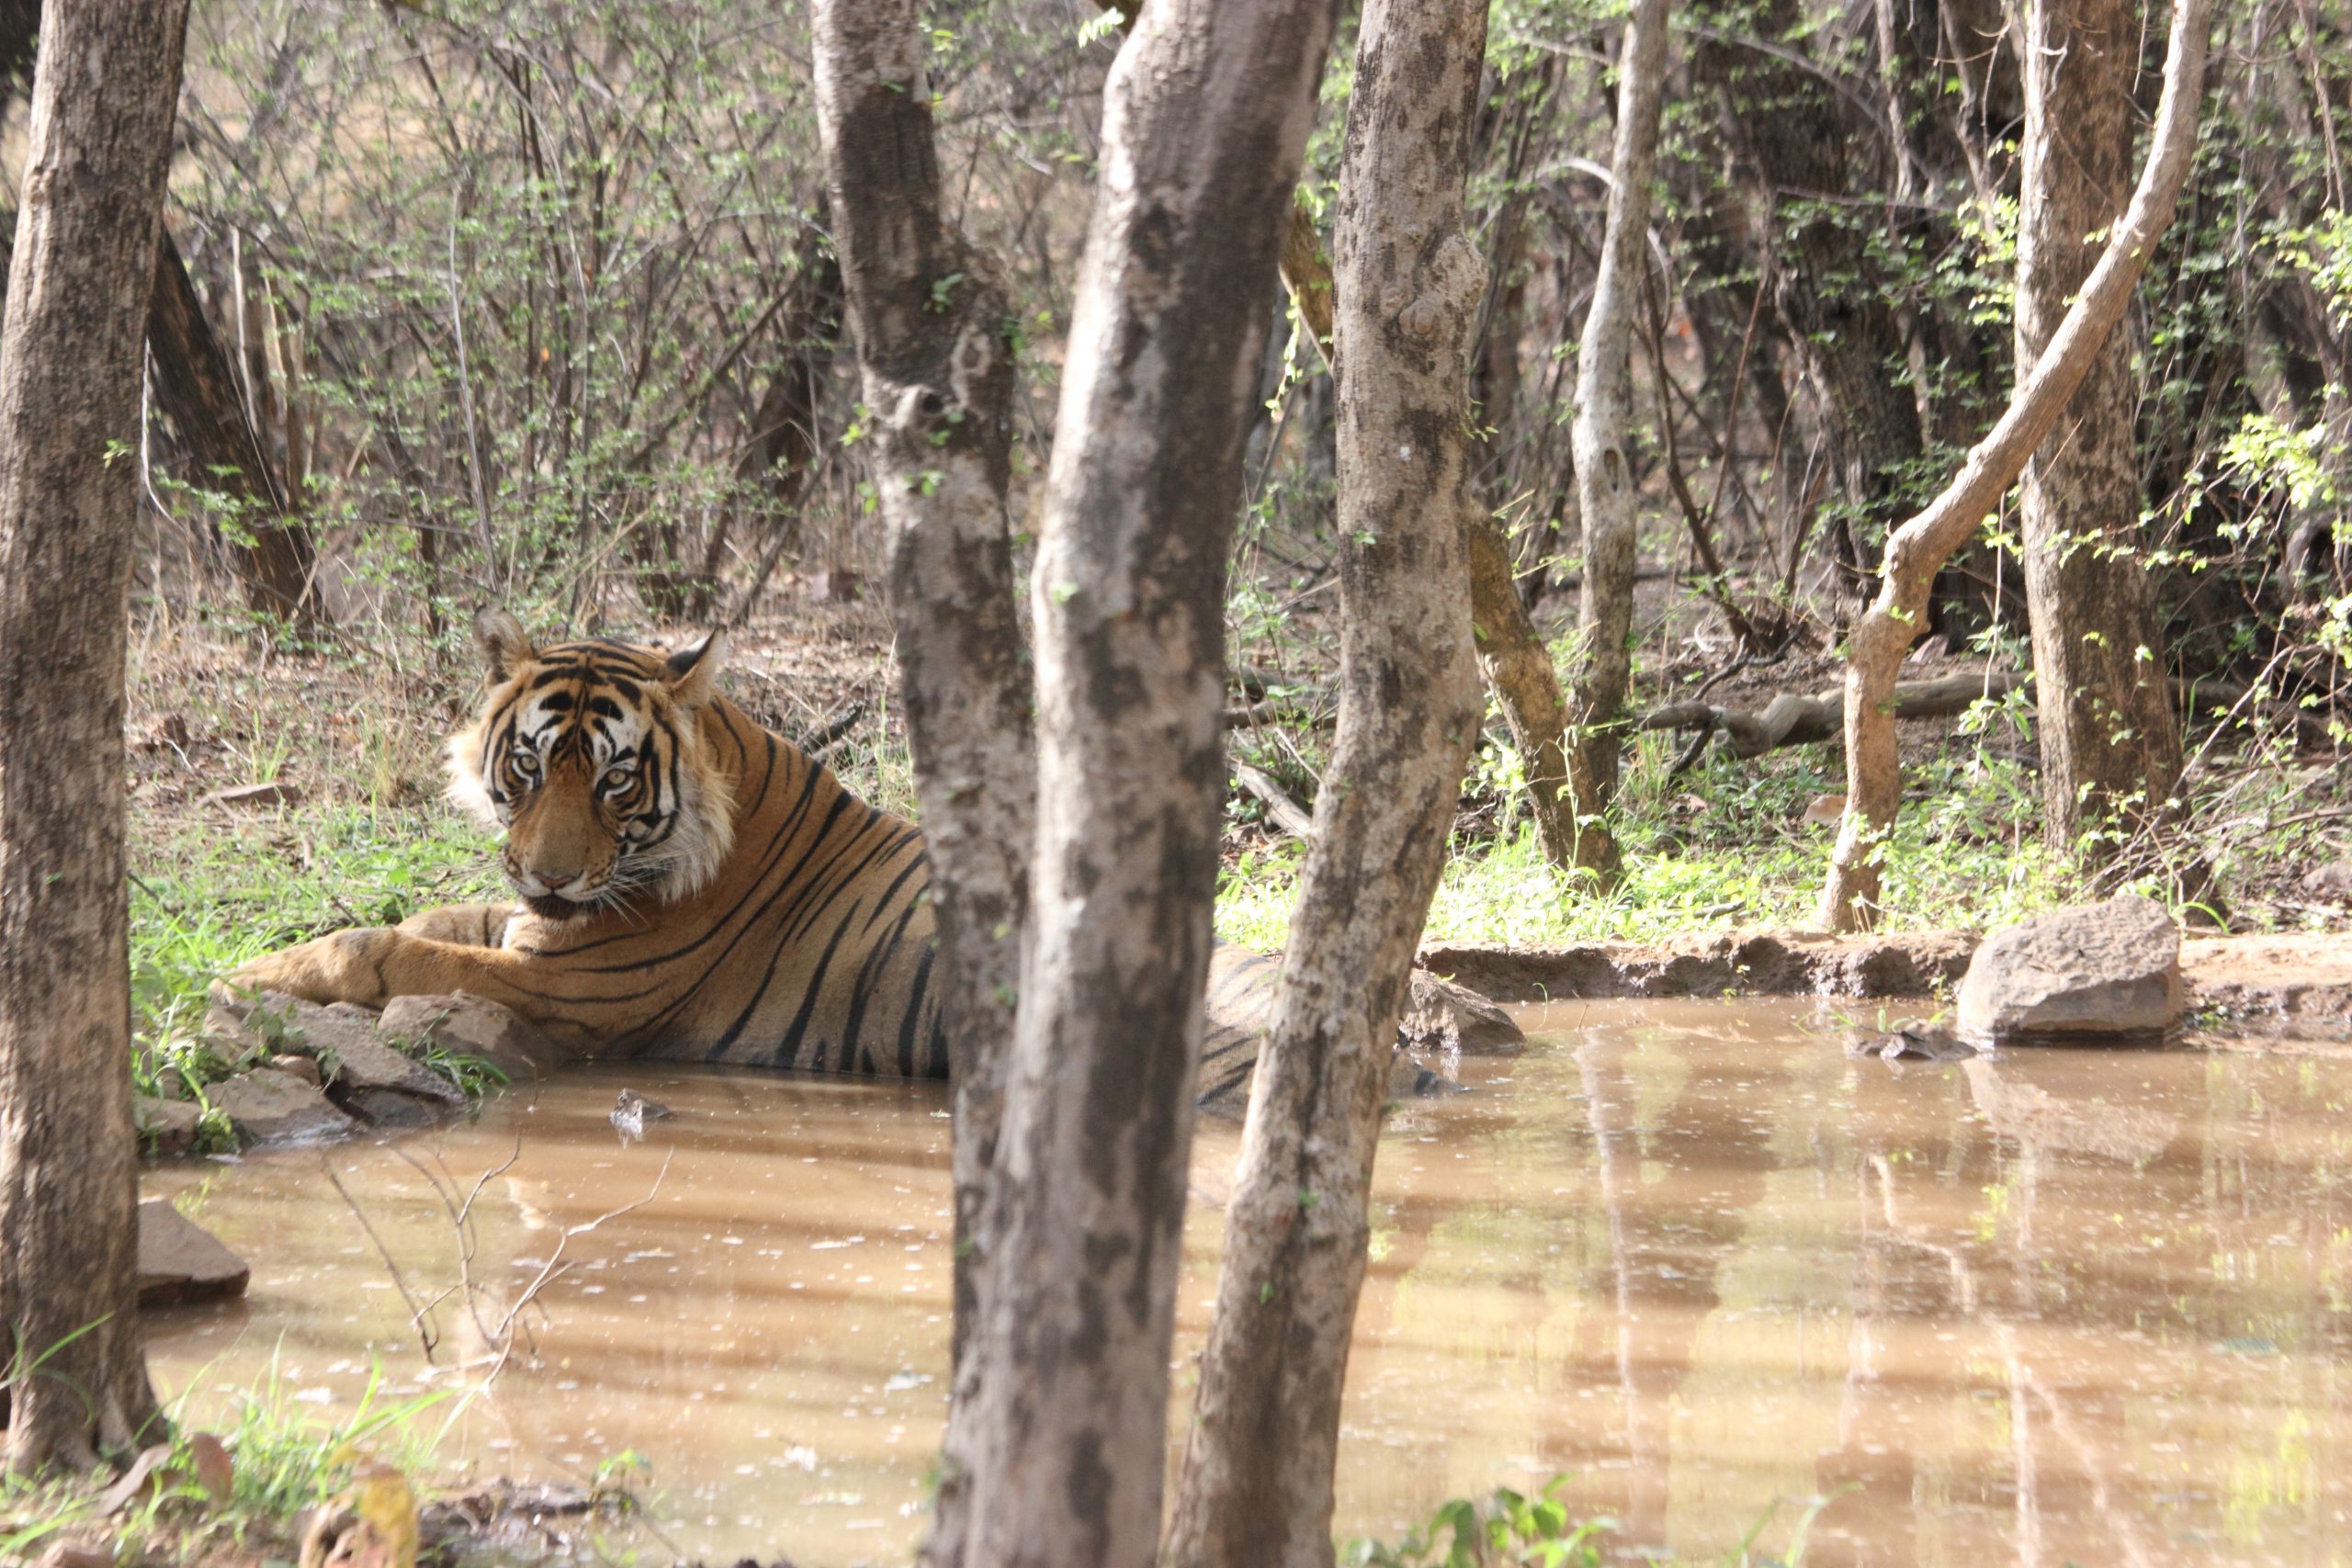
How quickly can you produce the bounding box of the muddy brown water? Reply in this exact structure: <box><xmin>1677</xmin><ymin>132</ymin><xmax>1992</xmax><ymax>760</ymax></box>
<box><xmin>141</xmin><ymin>999</ymin><xmax>2352</xmax><ymax>1566</ymax></box>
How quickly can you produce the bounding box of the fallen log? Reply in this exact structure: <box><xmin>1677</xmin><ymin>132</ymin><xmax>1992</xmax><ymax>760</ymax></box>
<box><xmin>1641</xmin><ymin>668</ymin><xmax>2247</xmax><ymax>769</ymax></box>
<box><xmin>1232</xmin><ymin>761</ymin><xmax>1317</xmax><ymax>840</ymax></box>
<box><xmin>1638</xmin><ymin>671</ymin><xmax>2030</xmax><ymax>761</ymax></box>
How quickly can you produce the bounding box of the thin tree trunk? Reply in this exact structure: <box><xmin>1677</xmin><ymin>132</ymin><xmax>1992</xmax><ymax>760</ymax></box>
<box><xmin>1254</xmin><ymin>130</ymin><xmax>1574</xmax><ymax>874</ymax></box>
<box><xmin>809</xmin><ymin>13</ymin><xmax>1032</xmax><ymax>1566</ymax></box>
<box><xmin>0</xmin><ymin>0</ymin><xmax>189</xmax><ymax>1473</ymax></box>
<box><xmin>146</xmin><ymin>232</ymin><xmax>323</xmax><ymax>628</ymax></box>
<box><xmin>962</xmin><ymin>4</ymin><xmax>1339</xmax><ymax>1564</ymax></box>
<box><xmin>1163</xmin><ymin>0</ymin><xmax>1487</xmax><ymax>1561</ymax></box>
<box><xmin>1817</xmin><ymin>0</ymin><xmax>2209</xmax><ymax>930</ymax></box>
<box><xmin>1563</xmin><ymin>0</ymin><xmax>1672</xmax><ymax>886</ymax></box>
<box><xmin>2016</xmin><ymin>0</ymin><xmax>2184</xmax><ymax>847</ymax></box>
<box><xmin>1465</xmin><ymin>524</ymin><xmax>1576</xmax><ymax>865</ymax></box>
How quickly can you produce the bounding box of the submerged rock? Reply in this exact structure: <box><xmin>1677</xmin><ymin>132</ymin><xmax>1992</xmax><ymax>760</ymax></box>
<box><xmin>612</xmin><ymin>1088</ymin><xmax>674</xmax><ymax>1140</ymax></box>
<box><xmin>1957</xmin><ymin>894</ymin><xmax>2183</xmax><ymax>1047</ymax></box>
<box><xmin>1401</xmin><ymin>969</ymin><xmax>1525</xmax><ymax>1055</ymax></box>
<box><xmin>1844</xmin><ymin>1020</ymin><xmax>1975</xmax><ymax>1063</ymax></box>
<box><xmin>209</xmin><ymin>1067</ymin><xmax>357</xmax><ymax>1146</ymax></box>
<box><xmin>136</xmin><ymin>1198</ymin><xmax>249</xmax><ymax>1306</ymax></box>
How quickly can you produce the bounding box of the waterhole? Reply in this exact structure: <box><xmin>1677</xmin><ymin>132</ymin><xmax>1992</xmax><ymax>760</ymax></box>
<box><xmin>142</xmin><ymin>999</ymin><xmax>2352</xmax><ymax>1565</ymax></box>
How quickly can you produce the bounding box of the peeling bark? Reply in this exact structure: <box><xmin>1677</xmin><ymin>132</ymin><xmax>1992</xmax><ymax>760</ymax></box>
<box><xmin>961</xmin><ymin>5</ymin><xmax>1340</xmax><ymax>1565</ymax></box>
<box><xmin>1162</xmin><ymin>1</ymin><xmax>1486</xmax><ymax>1562</ymax></box>
<box><xmin>1562</xmin><ymin>0</ymin><xmax>1672</xmax><ymax>886</ymax></box>
<box><xmin>1817</xmin><ymin>0</ymin><xmax>2209</xmax><ymax>930</ymax></box>
<box><xmin>0</xmin><ymin>0</ymin><xmax>188</xmax><ymax>1473</ymax></box>
<box><xmin>809</xmin><ymin>10</ymin><xmax>1031</xmax><ymax>1564</ymax></box>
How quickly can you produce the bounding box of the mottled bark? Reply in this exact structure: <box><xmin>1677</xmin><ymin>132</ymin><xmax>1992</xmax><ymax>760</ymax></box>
<box><xmin>2015</xmin><ymin>0</ymin><xmax>2185</xmax><ymax>846</ymax></box>
<box><xmin>0</xmin><ymin>0</ymin><xmax>189</xmax><ymax>1472</ymax></box>
<box><xmin>1163</xmin><ymin>0</ymin><xmax>1487</xmax><ymax>1562</ymax></box>
<box><xmin>1467</xmin><ymin>523</ymin><xmax>1575</xmax><ymax>865</ymax></box>
<box><xmin>1819</xmin><ymin>0</ymin><xmax>2209</xmax><ymax>930</ymax></box>
<box><xmin>961</xmin><ymin>4</ymin><xmax>1339</xmax><ymax>1564</ymax></box>
<box><xmin>808</xmin><ymin>10</ymin><xmax>1031</xmax><ymax>1565</ymax></box>
<box><xmin>1249</xmin><ymin>127</ymin><xmax>1571</xmax><ymax>874</ymax></box>
<box><xmin>1563</xmin><ymin>0</ymin><xmax>1671</xmax><ymax>887</ymax></box>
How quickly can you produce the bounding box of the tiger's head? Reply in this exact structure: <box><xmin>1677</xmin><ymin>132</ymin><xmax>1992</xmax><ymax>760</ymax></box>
<box><xmin>447</xmin><ymin>609</ymin><xmax>738</xmax><ymax>919</ymax></box>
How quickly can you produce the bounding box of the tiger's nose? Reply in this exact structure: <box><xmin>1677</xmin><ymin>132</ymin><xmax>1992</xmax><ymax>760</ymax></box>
<box><xmin>537</xmin><ymin>868</ymin><xmax>580</xmax><ymax>890</ymax></box>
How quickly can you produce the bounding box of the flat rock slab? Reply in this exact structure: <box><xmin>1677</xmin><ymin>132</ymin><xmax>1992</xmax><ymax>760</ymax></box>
<box><xmin>1419</xmin><ymin>929</ymin><xmax>1977</xmax><ymax>1004</ymax></box>
<box><xmin>1957</xmin><ymin>894</ymin><xmax>2182</xmax><ymax>1047</ymax></box>
<box><xmin>208</xmin><ymin>1066</ymin><xmax>358</xmax><ymax>1146</ymax></box>
<box><xmin>2185</xmin><ymin>933</ymin><xmax>2352</xmax><ymax>1035</ymax></box>
<box><xmin>137</xmin><ymin>1198</ymin><xmax>249</xmax><ymax>1306</ymax></box>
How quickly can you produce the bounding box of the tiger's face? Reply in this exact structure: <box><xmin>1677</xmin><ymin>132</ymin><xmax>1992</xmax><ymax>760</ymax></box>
<box><xmin>447</xmin><ymin>610</ymin><xmax>736</xmax><ymax>920</ymax></box>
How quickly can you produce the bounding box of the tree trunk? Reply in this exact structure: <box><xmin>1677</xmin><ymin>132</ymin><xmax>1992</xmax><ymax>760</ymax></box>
<box><xmin>961</xmin><ymin>5</ymin><xmax>1338</xmax><ymax>1564</ymax></box>
<box><xmin>2015</xmin><ymin>0</ymin><xmax>2185</xmax><ymax>848</ymax></box>
<box><xmin>808</xmin><ymin>9</ymin><xmax>1033</xmax><ymax>1565</ymax></box>
<box><xmin>1696</xmin><ymin>0</ymin><xmax>1928</xmax><ymax>599</ymax></box>
<box><xmin>0</xmin><ymin>0</ymin><xmax>189</xmax><ymax>1473</ymax></box>
<box><xmin>1818</xmin><ymin>0</ymin><xmax>2209</xmax><ymax>931</ymax></box>
<box><xmin>146</xmin><ymin>232</ymin><xmax>323</xmax><ymax>628</ymax></box>
<box><xmin>0</xmin><ymin>3</ymin><xmax>321</xmax><ymax>632</ymax></box>
<box><xmin>1252</xmin><ymin>122</ymin><xmax>1574</xmax><ymax>874</ymax></box>
<box><xmin>1563</xmin><ymin>0</ymin><xmax>1672</xmax><ymax>886</ymax></box>
<box><xmin>1162</xmin><ymin>0</ymin><xmax>1487</xmax><ymax>1562</ymax></box>
<box><xmin>1466</xmin><ymin>524</ymin><xmax>1577</xmax><ymax>865</ymax></box>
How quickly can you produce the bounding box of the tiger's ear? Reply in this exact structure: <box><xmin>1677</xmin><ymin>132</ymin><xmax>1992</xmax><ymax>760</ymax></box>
<box><xmin>664</xmin><ymin>629</ymin><xmax>727</xmax><ymax>708</ymax></box>
<box><xmin>473</xmin><ymin>608</ymin><xmax>537</xmax><ymax>684</ymax></box>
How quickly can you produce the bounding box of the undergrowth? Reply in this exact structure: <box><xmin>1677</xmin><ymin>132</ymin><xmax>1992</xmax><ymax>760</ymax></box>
<box><xmin>0</xmin><ymin>1359</ymin><xmax>452</xmax><ymax>1566</ymax></box>
<box><xmin>1219</xmin><ymin>740</ymin><xmax>2080</xmax><ymax>951</ymax></box>
<box><xmin>1343</xmin><ymin>1479</ymin><xmax>1826</xmax><ymax>1567</ymax></box>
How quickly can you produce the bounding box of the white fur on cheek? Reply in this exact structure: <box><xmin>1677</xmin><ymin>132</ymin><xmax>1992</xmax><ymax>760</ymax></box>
<box><xmin>444</xmin><ymin>723</ymin><xmax>502</xmax><ymax>828</ymax></box>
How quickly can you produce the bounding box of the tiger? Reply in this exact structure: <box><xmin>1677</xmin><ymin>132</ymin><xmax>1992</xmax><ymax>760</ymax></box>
<box><xmin>221</xmin><ymin>609</ymin><xmax>1299</xmax><ymax>1106</ymax></box>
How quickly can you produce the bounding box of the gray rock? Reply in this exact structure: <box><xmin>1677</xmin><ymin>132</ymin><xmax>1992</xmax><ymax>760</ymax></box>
<box><xmin>379</xmin><ymin>991</ymin><xmax>561</xmax><ymax>1082</ymax></box>
<box><xmin>216</xmin><ymin>992</ymin><xmax>466</xmax><ymax>1125</ymax></box>
<box><xmin>1386</xmin><ymin>1054</ymin><xmax>1464</xmax><ymax>1100</ymax></box>
<box><xmin>1400</xmin><ymin>970</ymin><xmax>1524</xmax><ymax>1055</ymax></box>
<box><xmin>133</xmin><ymin>1095</ymin><xmax>203</xmax><ymax>1156</ymax></box>
<box><xmin>208</xmin><ymin>1067</ymin><xmax>357</xmax><ymax>1146</ymax></box>
<box><xmin>135</xmin><ymin>1199</ymin><xmax>249</xmax><ymax>1306</ymax></box>
<box><xmin>1957</xmin><ymin>894</ymin><xmax>2183</xmax><ymax>1047</ymax></box>
<box><xmin>2305</xmin><ymin>860</ymin><xmax>2352</xmax><ymax>901</ymax></box>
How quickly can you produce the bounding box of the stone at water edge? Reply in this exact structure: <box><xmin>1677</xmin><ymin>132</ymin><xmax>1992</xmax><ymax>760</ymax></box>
<box><xmin>1400</xmin><ymin>969</ymin><xmax>1525</xmax><ymax>1055</ymax></box>
<box><xmin>1956</xmin><ymin>893</ymin><xmax>2184</xmax><ymax>1047</ymax></box>
<box><xmin>214</xmin><ymin>990</ymin><xmax>469</xmax><ymax>1127</ymax></box>
<box><xmin>136</xmin><ymin>1197</ymin><xmax>249</xmax><ymax>1306</ymax></box>
<box><xmin>379</xmin><ymin>990</ymin><xmax>563</xmax><ymax>1082</ymax></box>
<box><xmin>134</xmin><ymin>1094</ymin><xmax>203</xmax><ymax>1155</ymax></box>
<box><xmin>209</xmin><ymin>1066</ymin><xmax>359</xmax><ymax>1146</ymax></box>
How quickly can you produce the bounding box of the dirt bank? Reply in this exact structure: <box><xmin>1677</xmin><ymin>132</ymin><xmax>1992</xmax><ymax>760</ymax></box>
<box><xmin>1420</xmin><ymin>928</ymin><xmax>2352</xmax><ymax>1040</ymax></box>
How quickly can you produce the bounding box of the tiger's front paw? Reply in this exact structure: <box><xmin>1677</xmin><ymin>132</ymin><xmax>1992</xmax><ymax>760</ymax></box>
<box><xmin>219</xmin><ymin>929</ymin><xmax>400</xmax><ymax>1010</ymax></box>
